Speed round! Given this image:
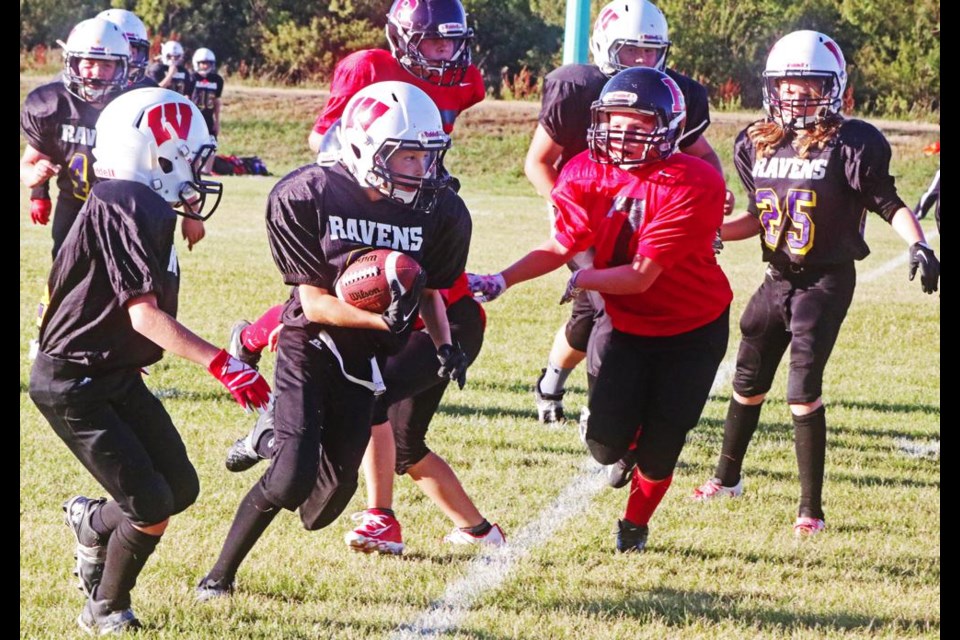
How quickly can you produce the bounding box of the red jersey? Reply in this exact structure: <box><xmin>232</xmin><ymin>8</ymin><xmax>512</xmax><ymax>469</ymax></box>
<box><xmin>313</xmin><ymin>49</ymin><xmax>485</xmax><ymax>135</ymax></box>
<box><xmin>552</xmin><ymin>151</ymin><xmax>732</xmax><ymax>337</ymax></box>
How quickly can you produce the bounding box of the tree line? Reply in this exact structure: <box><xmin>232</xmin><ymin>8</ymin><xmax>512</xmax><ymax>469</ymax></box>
<box><xmin>20</xmin><ymin>0</ymin><xmax>939</xmax><ymax>117</ymax></box>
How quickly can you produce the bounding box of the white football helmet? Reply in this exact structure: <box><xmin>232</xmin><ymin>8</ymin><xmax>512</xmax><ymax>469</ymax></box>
<box><xmin>338</xmin><ymin>81</ymin><xmax>451</xmax><ymax>211</ymax></box>
<box><xmin>192</xmin><ymin>47</ymin><xmax>216</xmax><ymax>76</ymax></box>
<box><xmin>590</xmin><ymin>0</ymin><xmax>671</xmax><ymax>76</ymax></box>
<box><xmin>97</xmin><ymin>9</ymin><xmax>150</xmax><ymax>85</ymax></box>
<box><xmin>763</xmin><ymin>30</ymin><xmax>847</xmax><ymax>129</ymax></box>
<box><xmin>93</xmin><ymin>88</ymin><xmax>223</xmax><ymax>220</ymax></box>
<box><xmin>161</xmin><ymin>40</ymin><xmax>185</xmax><ymax>66</ymax></box>
<box><xmin>61</xmin><ymin>18</ymin><xmax>130</xmax><ymax>105</ymax></box>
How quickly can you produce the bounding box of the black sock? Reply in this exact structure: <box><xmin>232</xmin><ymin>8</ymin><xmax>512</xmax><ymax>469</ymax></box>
<box><xmin>463</xmin><ymin>519</ymin><xmax>491</xmax><ymax>536</ymax></box>
<box><xmin>715</xmin><ymin>399</ymin><xmax>764</xmax><ymax>486</ymax></box>
<box><xmin>371</xmin><ymin>507</ymin><xmax>395</xmax><ymax>517</ymax></box>
<box><xmin>96</xmin><ymin>519</ymin><xmax>161</xmax><ymax>611</ymax></box>
<box><xmin>794</xmin><ymin>406</ymin><xmax>827</xmax><ymax>520</ymax></box>
<box><xmin>91</xmin><ymin>500</ymin><xmax>125</xmax><ymax>538</ymax></box>
<box><xmin>205</xmin><ymin>484</ymin><xmax>279</xmax><ymax>584</ymax></box>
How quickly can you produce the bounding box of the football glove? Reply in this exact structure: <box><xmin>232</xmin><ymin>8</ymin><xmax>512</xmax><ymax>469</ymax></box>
<box><xmin>713</xmin><ymin>228</ymin><xmax>724</xmax><ymax>255</ymax></box>
<box><xmin>559</xmin><ymin>269</ymin><xmax>584</xmax><ymax>305</ymax></box>
<box><xmin>908</xmin><ymin>241</ymin><xmax>939</xmax><ymax>294</ymax></box>
<box><xmin>382</xmin><ymin>270</ymin><xmax>427</xmax><ymax>335</ymax></box>
<box><xmin>437</xmin><ymin>343</ymin><xmax>468</xmax><ymax>389</ymax></box>
<box><xmin>30</xmin><ymin>198</ymin><xmax>52</xmax><ymax>225</ymax></box>
<box><xmin>467</xmin><ymin>273</ymin><xmax>507</xmax><ymax>303</ymax></box>
<box><xmin>208</xmin><ymin>349</ymin><xmax>272</xmax><ymax>411</ymax></box>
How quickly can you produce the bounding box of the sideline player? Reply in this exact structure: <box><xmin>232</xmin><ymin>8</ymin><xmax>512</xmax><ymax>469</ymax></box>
<box><xmin>189</xmin><ymin>47</ymin><xmax>224</xmax><ymax>174</ymax></box>
<box><xmin>690</xmin><ymin>31</ymin><xmax>939</xmax><ymax>536</ymax></box>
<box><xmin>196</xmin><ymin>82</ymin><xmax>475</xmax><ymax>598</ymax></box>
<box><xmin>148</xmin><ymin>40</ymin><xmax>193</xmax><ymax>96</ymax></box>
<box><xmin>28</xmin><ymin>88</ymin><xmax>270</xmax><ymax>633</ymax></box>
<box><xmin>525</xmin><ymin>0</ymin><xmax>731</xmax><ymax>426</ymax></box>
<box><xmin>469</xmin><ymin>67</ymin><xmax>732</xmax><ymax>553</ymax></box>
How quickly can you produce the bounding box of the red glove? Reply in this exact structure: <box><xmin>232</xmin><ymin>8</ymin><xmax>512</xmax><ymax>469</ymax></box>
<box><xmin>30</xmin><ymin>198</ymin><xmax>52</xmax><ymax>225</ymax></box>
<box><xmin>207</xmin><ymin>349</ymin><xmax>272</xmax><ymax>411</ymax></box>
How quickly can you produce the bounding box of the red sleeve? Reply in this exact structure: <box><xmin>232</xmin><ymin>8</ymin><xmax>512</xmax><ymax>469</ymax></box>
<box><xmin>551</xmin><ymin>159</ymin><xmax>596</xmax><ymax>254</ymax></box>
<box><xmin>460</xmin><ymin>65</ymin><xmax>486</xmax><ymax>111</ymax></box>
<box><xmin>313</xmin><ymin>54</ymin><xmax>378</xmax><ymax>135</ymax></box>
<box><xmin>636</xmin><ymin>168</ymin><xmax>724</xmax><ymax>269</ymax></box>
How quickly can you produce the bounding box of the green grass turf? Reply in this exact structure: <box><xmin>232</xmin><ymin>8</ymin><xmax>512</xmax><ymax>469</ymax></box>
<box><xmin>20</xmin><ymin>82</ymin><xmax>939</xmax><ymax>639</ymax></box>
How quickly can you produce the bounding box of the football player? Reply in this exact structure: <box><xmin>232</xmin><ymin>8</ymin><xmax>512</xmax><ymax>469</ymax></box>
<box><xmin>28</xmin><ymin>88</ymin><xmax>270</xmax><ymax>634</ymax></box>
<box><xmin>189</xmin><ymin>47</ymin><xmax>224</xmax><ymax>174</ymax></box>
<box><xmin>223</xmin><ymin>0</ymin><xmax>501</xmax><ymax>553</ymax></box>
<box><xmin>914</xmin><ymin>141</ymin><xmax>939</xmax><ymax>233</ymax></box>
<box><xmin>525</xmin><ymin>0</ymin><xmax>731</xmax><ymax>426</ymax></box>
<box><xmin>20</xmin><ymin>18</ymin><xmax>130</xmax><ymax>255</ymax></box>
<box><xmin>148</xmin><ymin>40</ymin><xmax>194</xmax><ymax>97</ymax></box>
<box><xmin>690</xmin><ymin>31</ymin><xmax>939</xmax><ymax>536</ymax></box>
<box><xmin>196</xmin><ymin>81</ymin><xmax>477</xmax><ymax>599</ymax></box>
<box><xmin>469</xmin><ymin>67</ymin><xmax>732</xmax><ymax>553</ymax></box>
<box><xmin>97</xmin><ymin>8</ymin><xmax>156</xmax><ymax>88</ymax></box>
<box><xmin>307</xmin><ymin>0</ymin><xmax>483</xmax><ymax>154</ymax></box>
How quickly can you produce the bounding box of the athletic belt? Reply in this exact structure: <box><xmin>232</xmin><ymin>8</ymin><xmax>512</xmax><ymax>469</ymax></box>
<box><xmin>310</xmin><ymin>330</ymin><xmax>386</xmax><ymax>395</ymax></box>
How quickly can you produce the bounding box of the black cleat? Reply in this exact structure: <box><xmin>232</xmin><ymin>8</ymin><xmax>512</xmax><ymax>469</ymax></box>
<box><xmin>224</xmin><ymin>409</ymin><xmax>274</xmax><ymax>472</ymax></box>
<box><xmin>63</xmin><ymin>496</ymin><xmax>107</xmax><ymax>596</ymax></box>
<box><xmin>77</xmin><ymin>598</ymin><xmax>141</xmax><ymax>634</ymax></box>
<box><xmin>606</xmin><ymin>451</ymin><xmax>637</xmax><ymax>489</ymax></box>
<box><xmin>534</xmin><ymin>369</ymin><xmax>565</xmax><ymax>424</ymax></box>
<box><xmin>228</xmin><ymin>320</ymin><xmax>262</xmax><ymax>370</ymax></box>
<box><xmin>615</xmin><ymin>519</ymin><xmax>649</xmax><ymax>553</ymax></box>
<box><xmin>196</xmin><ymin>576</ymin><xmax>235</xmax><ymax>602</ymax></box>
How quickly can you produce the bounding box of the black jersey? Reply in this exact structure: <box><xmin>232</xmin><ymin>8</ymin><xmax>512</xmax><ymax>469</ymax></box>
<box><xmin>539</xmin><ymin>64</ymin><xmax>711</xmax><ymax>169</ymax></box>
<box><xmin>189</xmin><ymin>72</ymin><xmax>224</xmax><ymax>133</ymax></box>
<box><xmin>147</xmin><ymin>62</ymin><xmax>194</xmax><ymax>97</ymax></box>
<box><xmin>734</xmin><ymin>119</ymin><xmax>906</xmax><ymax>267</ymax></box>
<box><xmin>21</xmin><ymin>81</ymin><xmax>102</xmax><ymax>209</ymax></box>
<box><xmin>38</xmin><ymin>180</ymin><xmax>181</xmax><ymax>373</ymax></box>
<box><xmin>266</xmin><ymin>162</ymin><xmax>472</xmax><ymax>359</ymax></box>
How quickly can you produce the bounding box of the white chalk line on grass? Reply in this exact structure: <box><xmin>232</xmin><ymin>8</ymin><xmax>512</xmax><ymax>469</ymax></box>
<box><xmin>391</xmin><ymin>361</ymin><xmax>736</xmax><ymax>639</ymax></box>
<box><xmin>859</xmin><ymin>230</ymin><xmax>939</xmax><ymax>284</ymax></box>
<box><xmin>393</xmin><ymin>240</ymin><xmax>941</xmax><ymax>637</ymax></box>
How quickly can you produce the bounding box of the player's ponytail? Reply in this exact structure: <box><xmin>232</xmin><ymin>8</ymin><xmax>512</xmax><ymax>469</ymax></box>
<box><xmin>749</xmin><ymin>114</ymin><xmax>843</xmax><ymax>160</ymax></box>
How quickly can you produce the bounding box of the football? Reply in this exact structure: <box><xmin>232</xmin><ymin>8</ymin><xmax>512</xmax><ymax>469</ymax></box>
<box><xmin>335</xmin><ymin>249</ymin><xmax>423</xmax><ymax>313</ymax></box>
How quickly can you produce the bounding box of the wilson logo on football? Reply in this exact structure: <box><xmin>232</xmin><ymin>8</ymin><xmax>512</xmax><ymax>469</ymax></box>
<box><xmin>143</xmin><ymin>102</ymin><xmax>193</xmax><ymax>145</ymax></box>
<box><xmin>345</xmin><ymin>97</ymin><xmax>390</xmax><ymax>132</ymax></box>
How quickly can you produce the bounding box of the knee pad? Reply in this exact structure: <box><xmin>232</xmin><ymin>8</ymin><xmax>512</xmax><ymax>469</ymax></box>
<box><xmin>297</xmin><ymin>480</ymin><xmax>359</xmax><ymax>531</ymax></box>
<box><xmin>395</xmin><ymin>445</ymin><xmax>431</xmax><ymax>476</ymax></box>
<box><xmin>123</xmin><ymin>475</ymin><xmax>176</xmax><ymax>526</ymax></box>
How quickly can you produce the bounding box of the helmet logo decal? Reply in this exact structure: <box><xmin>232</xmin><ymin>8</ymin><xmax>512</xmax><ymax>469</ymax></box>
<box><xmin>394</xmin><ymin>0</ymin><xmax>419</xmax><ymax>28</ymax></box>
<box><xmin>144</xmin><ymin>102</ymin><xmax>193</xmax><ymax>145</ymax></box>
<box><xmin>661</xmin><ymin>77</ymin><xmax>685</xmax><ymax>113</ymax></box>
<box><xmin>823</xmin><ymin>39</ymin><xmax>844</xmax><ymax>68</ymax></box>
<box><xmin>597</xmin><ymin>7</ymin><xmax>620</xmax><ymax>32</ymax></box>
<box><xmin>344</xmin><ymin>97</ymin><xmax>390</xmax><ymax>132</ymax></box>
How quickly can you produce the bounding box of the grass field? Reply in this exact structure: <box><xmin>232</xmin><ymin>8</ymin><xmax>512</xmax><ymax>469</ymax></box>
<box><xmin>20</xmin><ymin>81</ymin><xmax>940</xmax><ymax>638</ymax></box>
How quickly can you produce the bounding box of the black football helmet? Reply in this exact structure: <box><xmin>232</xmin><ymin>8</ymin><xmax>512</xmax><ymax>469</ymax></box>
<box><xmin>385</xmin><ymin>0</ymin><xmax>474</xmax><ymax>86</ymax></box>
<box><xmin>588</xmin><ymin>66</ymin><xmax>686</xmax><ymax>167</ymax></box>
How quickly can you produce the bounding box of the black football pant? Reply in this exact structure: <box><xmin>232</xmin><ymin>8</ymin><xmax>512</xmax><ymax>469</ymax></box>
<box><xmin>584</xmin><ymin>309</ymin><xmax>729</xmax><ymax>480</ymax></box>
<box><xmin>564</xmin><ymin>249</ymin><xmax>605</xmax><ymax>352</ymax></box>
<box><xmin>29</xmin><ymin>352</ymin><xmax>199</xmax><ymax>526</ymax></box>
<box><xmin>370</xmin><ymin>297</ymin><xmax>485</xmax><ymax>474</ymax></box>
<box><xmin>258</xmin><ymin>326</ymin><xmax>376</xmax><ymax>531</ymax></box>
<box><xmin>733</xmin><ymin>263</ymin><xmax>855</xmax><ymax>403</ymax></box>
